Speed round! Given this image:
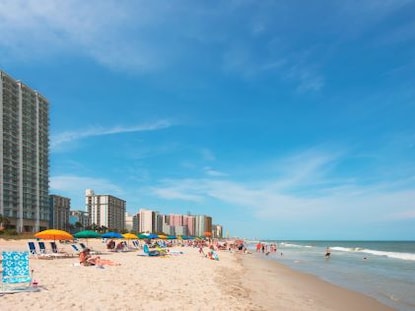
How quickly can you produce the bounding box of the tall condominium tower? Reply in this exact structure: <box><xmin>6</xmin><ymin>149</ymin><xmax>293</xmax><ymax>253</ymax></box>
<box><xmin>85</xmin><ymin>189</ymin><xmax>126</xmax><ymax>231</ymax></box>
<box><xmin>0</xmin><ymin>70</ymin><xmax>49</xmax><ymax>233</ymax></box>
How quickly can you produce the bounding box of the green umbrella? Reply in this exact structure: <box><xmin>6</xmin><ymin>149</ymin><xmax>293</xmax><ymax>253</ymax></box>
<box><xmin>74</xmin><ymin>230</ymin><xmax>101</xmax><ymax>239</ymax></box>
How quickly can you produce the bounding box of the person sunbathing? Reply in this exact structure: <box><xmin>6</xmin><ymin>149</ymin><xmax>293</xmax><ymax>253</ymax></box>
<box><xmin>79</xmin><ymin>248</ymin><xmax>97</xmax><ymax>266</ymax></box>
<box><xmin>79</xmin><ymin>248</ymin><xmax>120</xmax><ymax>266</ymax></box>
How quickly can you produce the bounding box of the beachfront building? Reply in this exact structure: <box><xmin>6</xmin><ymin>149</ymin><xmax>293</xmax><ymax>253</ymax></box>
<box><xmin>132</xmin><ymin>212</ymin><xmax>140</xmax><ymax>232</ymax></box>
<box><xmin>125</xmin><ymin>212</ymin><xmax>133</xmax><ymax>231</ymax></box>
<box><xmin>0</xmin><ymin>70</ymin><xmax>50</xmax><ymax>233</ymax></box>
<box><xmin>212</xmin><ymin>224</ymin><xmax>223</xmax><ymax>239</ymax></box>
<box><xmin>69</xmin><ymin>210</ymin><xmax>89</xmax><ymax>232</ymax></box>
<box><xmin>85</xmin><ymin>189</ymin><xmax>126</xmax><ymax>231</ymax></box>
<box><xmin>49</xmin><ymin>195</ymin><xmax>70</xmax><ymax>231</ymax></box>
<box><xmin>194</xmin><ymin>215</ymin><xmax>212</xmax><ymax>237</ymax></box>
<box><xmin>183</xmin><ymin>214</ymin><xmax>195</xmax><ymax>236</ymax></box>
<box><xmin>138</xmin><ymin>208</ymin><xmax>156</xmax><ymax>233</ymax></box>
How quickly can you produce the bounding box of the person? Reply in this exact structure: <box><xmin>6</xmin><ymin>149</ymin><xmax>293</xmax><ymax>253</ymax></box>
<box><xmin>79</xmin><ymin>248</ymin><xmax>97</xmax><ymax>266</ymax></box>
<box><xmin>79</xmin><ymin>248</ymin><xmax>120</xmax><ymax>266</ymax></box>
<box><xmin>325</xmin><ymin>246</ymin><xmax>331</xmax><ymax>258</ymax></box>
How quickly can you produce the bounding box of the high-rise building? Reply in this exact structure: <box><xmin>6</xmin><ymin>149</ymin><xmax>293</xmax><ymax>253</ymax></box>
<box><xmin>49</xmin><ymin>194</ymin><xmax>70</xmax><ymax>231</ymax></box>
<box><xmin>85</xmin><ymin>189</ymin><xmax>126</xmax><ymax>231</ymax></box>
<box><xmin>183</xmin><ymin>215</ymin><xmax>195</xmax><ymax>236</ymax></box>
<box><xmin>138</xmin><ymin>209</ymin><xmax>156</xmax><ymax>233</ymax></box>
<box><xmin>0</xmin><ymin>70</ymin><xmax>49</xmax><ymax>233</ymax></box>
<box><xmin>212</xmin><ymin>224</ymin><xmax>223</xmax><ymax>239</ymax></box>
<box><xmin>194</xmin><ymin>215</ymin><xmax>212</xmax><ymax>237</ymax></box>
<box><xmin>69</xmin><ymin>210</ymin><xmax>89</xmax><ymax>231</ymax></box>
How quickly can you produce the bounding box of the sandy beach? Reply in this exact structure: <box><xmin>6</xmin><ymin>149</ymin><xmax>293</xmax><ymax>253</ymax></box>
<box><xmin>0</xmin><ymin>239</ymin><xmax>394</xmax><ymax>311</ymax></box>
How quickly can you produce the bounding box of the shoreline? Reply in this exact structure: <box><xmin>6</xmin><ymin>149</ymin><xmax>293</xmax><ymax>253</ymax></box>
<box><xmin>0</xmin><ymin>239</ymin><xmax>394</xmax><ymax>310</ymax></box>
<box><xmin>238</xmin><ymin>252</ymin><xmax>394</xmax><ymax>310</ymax></box>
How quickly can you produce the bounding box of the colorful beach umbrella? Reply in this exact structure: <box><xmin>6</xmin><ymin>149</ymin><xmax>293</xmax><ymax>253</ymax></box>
<box><xmin>138</xmin><ymin>233</ymin><xmax>158</xmax><ymax>239</ymax></box>
<box><xmin>101</xmin><ymin>231</ymin><xmax>123</xmax><ymax>239</ymax></box>
<box><xmin>35</xmin><ymin>229</ymin><xmax>73</xmax><ymax>241</ymax></box>
<box><xmin>122</xmin><ymin>233</ymin><xmax>138</xmax><ymax>239</ymax></box>
<box><xmin>74</xmin><ymin>230</ymin><xmax>101</xmax><ymax>239</ymax></box>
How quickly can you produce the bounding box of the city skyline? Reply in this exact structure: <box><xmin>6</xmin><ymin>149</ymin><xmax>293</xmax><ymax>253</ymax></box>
<box><xmin>1</xmin><ymin>1</ymin><xmax>414</xmax><ymax>240</ymax></box>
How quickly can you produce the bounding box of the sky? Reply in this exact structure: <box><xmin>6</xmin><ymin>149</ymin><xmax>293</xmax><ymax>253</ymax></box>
<box><xmin>1</xmin><ymin>0</ymin><xmax>414</xmax><ymax>240</ymax></box>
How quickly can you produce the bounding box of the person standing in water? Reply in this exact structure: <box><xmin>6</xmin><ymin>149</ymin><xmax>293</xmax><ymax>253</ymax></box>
<box><xmin>325</xmin><ymin>246</ymin><xmax>331</xmax><ymax>258</ymax></box>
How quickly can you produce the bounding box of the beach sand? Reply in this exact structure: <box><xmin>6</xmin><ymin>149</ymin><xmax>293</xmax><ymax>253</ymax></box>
<box><xmin>0</xmin><ymin>239</ymin><xmax>394</xmax><ymax>310</ymax></box>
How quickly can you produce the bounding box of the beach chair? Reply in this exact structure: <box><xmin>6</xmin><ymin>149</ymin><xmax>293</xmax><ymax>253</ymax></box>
<box><xmin>38</xmin><ymin>242</ymin><xmax>47</xmax><ymax>254</ymax></box>
<box><xmin>70</xmin><ymin>244</ymin><xmax>81</xmax><ymax>255</ymax></box>
<box><xmin>132</xmin><ymin>240</ymin><xmax>140</xmax><ymax>249</ymax></box>
<box><xmin>50</xmin><ymin>242</ymin><xmax>71</xmax><ymax>258</ymax></box>
<box><xmin>137</xmin><ymin>244</ymin><xmax>163</xmax><ymax>257</ymax></box>
<box><xmin>1</xmin><ymin>251</ymin><xmax>40</xmax><ymax>294</ymax></box>
<box><xmin>27</xmin><ymin>242</ymin><xmax>38</xmax><ymax>256</ymax></box>
<box><xmin>27</xmin><ymin>242</ymin><xmax>52</xmax><ymax>259</ymax></box>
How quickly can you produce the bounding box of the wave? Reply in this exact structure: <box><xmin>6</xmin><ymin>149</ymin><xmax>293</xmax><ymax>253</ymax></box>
<box><xmin>281</xmin><ymin>242</ymin><xmax>313</xmax><ymax>248</ymax></box>
<box><xmin>331</xmin><ymin>246</ymin><xmax>415</xmax><ymax>261</ymax></box>
<box><xmin>359</xmin><ymin>249</ymin><xmax>415</xmax><ymax>261</ymax></box>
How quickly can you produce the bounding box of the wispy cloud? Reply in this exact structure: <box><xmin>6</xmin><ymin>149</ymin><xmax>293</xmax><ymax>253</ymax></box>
<box><xmin>147</xmin><ymin>147</ymin><xmax>415</xmax><ymax>229</ymax></box>
<box><xmin>203</xmin><ymin>167</ymin><xmax>228</xmax><ymax>177</ymax></box>
<box><xmin>51</xmin><ymin>120</ymin><xmax>172</xmax><ymax>150</ymax></box>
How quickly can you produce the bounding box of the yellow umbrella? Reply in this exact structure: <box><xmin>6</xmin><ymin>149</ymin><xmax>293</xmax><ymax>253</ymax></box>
<box><xmin>35</xmin><ymin>229</ymin><xmax>73</xmax><ymax>241</ymax></box>
<box><xmin>158</xmin><ymin>234</ymin><xmax>168</xmax><ymax>239</ymax></box>
<box><xmin>122</xmin><ymin>233</ymin><xmax>138</xmax><ymax>240</ymax></box>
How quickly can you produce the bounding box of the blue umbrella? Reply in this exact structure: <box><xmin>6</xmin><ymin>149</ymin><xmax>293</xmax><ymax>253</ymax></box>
<box><xmin>101</xmin><ymin>232</ymin><xmax>123</xmax><ymax>239</ymax></box>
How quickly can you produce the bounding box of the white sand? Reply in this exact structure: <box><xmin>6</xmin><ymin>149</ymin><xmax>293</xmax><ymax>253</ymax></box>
<box><xmin>0</xmin><ymin>239</ymin><xmax>394</xmax><ymax>310</ymax></box>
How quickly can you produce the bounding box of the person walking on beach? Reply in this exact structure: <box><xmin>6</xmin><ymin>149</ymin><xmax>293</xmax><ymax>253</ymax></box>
<box><xmin>256</xmin><ymin>242</ymin><xmax>261</xmax><ymax>252</ymax></box>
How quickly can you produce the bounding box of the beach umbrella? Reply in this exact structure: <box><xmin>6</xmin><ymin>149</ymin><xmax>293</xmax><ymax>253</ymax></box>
<box><xmin>158</xmin><ymin>234</ymin><xmax>168</xmax><ymax>239</ymax></box>
<box><xmin>167</xmin><ymin>235</ymin><xmax>177</xmax><ymax>240</ymax></box>
<box><xmin>147</xmin><ymin>233</ymin><xmax>159</xmax><ymax>239</ymax></box>
<box><xmin>101</xmin><ymin>231</ymin><xmax>123</xmax><ymax>239</ymax></box>
<box><xmin>122</xmin><ymin>233</ymin><xmax>138</xmax><ymax>240</ymax></box>
<box><xmin>35</xmin><ymin>229</ymin><xmax>73</xmax><ymax>241</ymax></box>
<box><xmin>138</xmin><ymin>233</ymin><xmax>148</xmax><ymax>239</ymax></box>
<box><xmin>74</xmin><ymin>230</ymin><xmax>101</xmax><ymax>239</ymax></box>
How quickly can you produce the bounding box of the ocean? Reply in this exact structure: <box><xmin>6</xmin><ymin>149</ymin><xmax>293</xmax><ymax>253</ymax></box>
<box><xmin>246</xmin><ymin>240</ymin><xmax>415</xmax><ymax>311</ymax></box>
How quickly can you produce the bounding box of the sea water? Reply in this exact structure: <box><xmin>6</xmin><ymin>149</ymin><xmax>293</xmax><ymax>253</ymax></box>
<box><xmin>246</xmin><ymin>240</ymin><xmax>415</xmax><ymax>311</ymax></box>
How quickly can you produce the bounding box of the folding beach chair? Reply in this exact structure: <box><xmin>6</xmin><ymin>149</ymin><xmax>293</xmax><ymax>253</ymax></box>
<box><xmin>38</xmin><ymin>242</ymin><xmax>47</xmax><ymax>254</ymax></box>
<box><xmin>27</xmin><ymin>242</ymin><xmax>53</xmax><ymax>259</ymax></box>
<box><xmin>49</xmin><ymin>242</ymin><xmax>71</xmax><ymax>258</ymax></box>
<box><xmin>27</xmin><ymin>242</ymin><xmax>38</xmax><ymax>256</ymax></box>
<box><xmin>1</xmin><ymin>251</ymin><xmax>40</xmax><ymax>294</ymax></box>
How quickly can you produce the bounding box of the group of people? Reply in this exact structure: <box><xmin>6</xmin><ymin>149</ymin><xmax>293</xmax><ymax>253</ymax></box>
<box><xmin>256</xmin><ymin>242</ymin><xmax>279</xmax><ymax>255</ymax></box>
<box><xmin>106</xmin><ymin>239</ymin><xmax>127</xmax><ymax>252</ymax></box>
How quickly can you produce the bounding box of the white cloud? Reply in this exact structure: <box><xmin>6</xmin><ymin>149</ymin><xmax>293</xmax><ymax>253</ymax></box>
<box><xmin>203</xmin><ymin>167</ymin><xmax>228</xmax><ymax>177</ymax></box>
<box><xmin>51</xmin><ymin>120</ymin><xmax>172</xmax><ymax>150</ymax></box>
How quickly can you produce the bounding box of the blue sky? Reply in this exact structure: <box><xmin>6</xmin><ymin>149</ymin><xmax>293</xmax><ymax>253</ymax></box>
<box><xmin>1</xmin><ymin>0</ymin><xmax>414</xmax><ymax>240</ymax></box>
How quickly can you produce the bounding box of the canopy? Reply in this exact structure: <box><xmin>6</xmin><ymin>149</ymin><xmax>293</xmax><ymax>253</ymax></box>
<box><xmin>74</xmin><ymin>230</ymin><xmax>101</xmax><ymax>239</ymax></box>
<box><xmin>138</xmin><ymin>233</ymin><xmax>158</xmax><ymax>239</ymax></box>
<box><xmin>122</xmin><ymin>233</ymin><xmax>138</xmax><ymax>240</ymax></box>
<box><xmin>101</xmin><ymin>231</ymin><xmax>123</xmax><ymax>239</ymax></box>
<box><xmin>35</xmin><ymin>229</ymin><xmax>73</xmax><ymax>241</ymax></box>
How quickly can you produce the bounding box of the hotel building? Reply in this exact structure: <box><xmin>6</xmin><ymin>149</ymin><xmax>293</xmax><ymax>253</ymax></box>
<box><xmin>49</xmin><ymin>194</ymin><xmax>70</xmax><ymax>231</ymax></box>
<box><xmin>85</xmin><ymin>189</ymin><xmax>126</xmax><ymax>231</ymax></box>
<box><xmin>0</xmin><ymin>70</ymin><xmax>49</xmax><ymax>232</ymax></box>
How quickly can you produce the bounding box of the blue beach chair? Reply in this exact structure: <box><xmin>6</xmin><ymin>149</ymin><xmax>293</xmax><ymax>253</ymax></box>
<box><xmin>1</xmin><ymin>251</ymin><xmax>40</xmax><ymax>294</ymax></box>
<box><xmin>38</xmin><ymin>242</ymin><xmax>47</xmax><ymax>254</ymax></box>
<box><xmin>27</xmin><ymin>242</ymin><xmax>38</xmax><ymax>256</ymax></box>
